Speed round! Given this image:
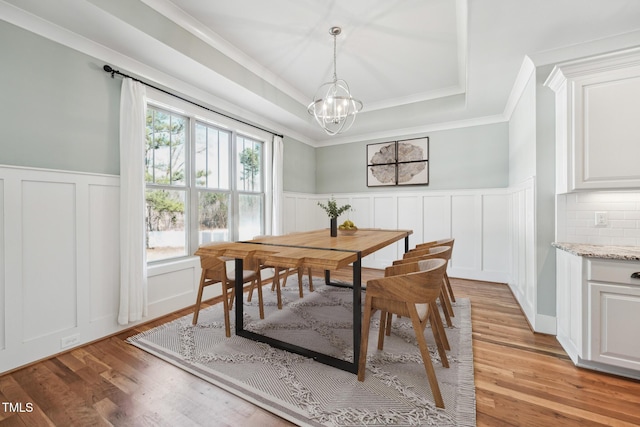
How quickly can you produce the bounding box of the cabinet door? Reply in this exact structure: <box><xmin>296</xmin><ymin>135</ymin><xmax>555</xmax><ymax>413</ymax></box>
<box><xmin>573</xmin><ymin>66</ymin><xmax>640</xmax><ymax>190</ymax></box>
<box><xmin>556</xmin><ymin>250</ymin><xmax>585</xmax><ymax>363</ymax></box>
<box><xmin>589</xmin><ymin>281</ymin><xmax>640</xmax><ymax>370</ymax></box>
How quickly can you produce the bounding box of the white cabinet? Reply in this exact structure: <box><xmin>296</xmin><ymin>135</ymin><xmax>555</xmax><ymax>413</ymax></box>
<box><xmin>555</xmin><ymin>249</ymin><xmax>587</xmax><ymax>364</ymax></box>
<box><xmin>588</xmin><ymin>259</ymin><xmax>640</xmax><ymax>371</ymax></box>
<box><xmin>555</xmin><ymin>250</ymin><xmax>640</xmax><ymax>379</ymax></box>
<box><xmin>546</xmin><ymin>48</ymin><xmax>640</xmax><ymax>193</ymax></box>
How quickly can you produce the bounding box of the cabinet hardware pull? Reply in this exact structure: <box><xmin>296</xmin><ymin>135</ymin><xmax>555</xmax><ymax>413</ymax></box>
<box><xmin>632</xmin><ymin>272</ymin><xmax>640</xmax><ymax>279</ymax></box>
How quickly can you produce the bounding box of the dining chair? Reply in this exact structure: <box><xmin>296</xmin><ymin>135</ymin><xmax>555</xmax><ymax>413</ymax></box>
<box><xmin>266</xmin><ymin>232</ymin><xmax>314</xmax><ymax>309</ymax></box>
<box><xmin>392</xmin><ymin>246</ymin><xmax>454</xmax><ymax>326</ymax></box>
<box><xmin>381</xmin><ymin>259</ymin><xmax>450</xmax><ymax>361</ymax></box>
<box><xmin>408</xmin><ymin>238</ymin><xmax>456</xmax><ymax>303</ymax></box>
<box><xmin>358</xmin><ymin>258</ymin><xmax>448</xmax><ymax>408</ymax></box>
<box><xmin>413</xmin><ymin>238</ymin><xmax>454</xmax><ymax>252</ymax></box>
<box><xmin>192</xmin><ymin>253</ymin><xmax>265</xmax><ymax>337</ymax></box>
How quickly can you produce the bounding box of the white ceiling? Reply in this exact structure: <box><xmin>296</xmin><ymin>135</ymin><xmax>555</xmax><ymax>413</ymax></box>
<box><xmin>5</xmin><ymin>0</ymin><xmax>640</xmax><ymax>145</ymax></box>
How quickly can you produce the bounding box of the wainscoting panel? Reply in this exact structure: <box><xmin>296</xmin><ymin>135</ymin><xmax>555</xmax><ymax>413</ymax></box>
<box><xmin>21</xmin><ymin>180</ymin><xmax>78</xmax><ymax>342</ymax></box>
<box><xmin>0</xmin><ymin>165</ymin><xmax>201</xmax><ymax>374</ymax></box>
<box><xmin>373</xmin><ymin>196</ymin><xmax>399</xmax><ymax>265</ymax></box>
<box><xmin>284</xmin><ymin>189</ymin><xmax>511</xmax><ymax>282</ymax></box>
<box><xmin>508</xmin><ymin>178</ymin><xmax>537</xmax><ymax>328</ymax></box>
<box><xmin>88</xmin><ymin>183</ymin><xmax>120</xmax><ymax>324</ymax></box>
<box><xmin>482</xmin><ymin>194</ymin><xmax>510</xmax><ymax>274</ymax></box>
<box><xmin>451</xmin><ymin>195</ymin><xmax>481</xmax><ymax>273</ymax></box>
<box><xmin>349</xmin><ymin>196</ymin><xmax>372</xmax><ymax>229</ymax></box>
<box><xmin>422</xmin><ymin>195</ymin><xmax>452</xmax><ymax>243</ymax></box>
<box><xmin>0</xmin><ymin>179</ymin><xmax>4</xmax><ymax>351</ymax></box>
<box><xmin>398</xmin><ymin>195</ymin><xmax>423</xmax><ymax>246</ymax></box>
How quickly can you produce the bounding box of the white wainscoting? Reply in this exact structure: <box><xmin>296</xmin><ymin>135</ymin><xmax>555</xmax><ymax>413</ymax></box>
<box><xmin>0</xmin><ymin>165</ymin><xmax>544</xmax><ymax>373</ymax></box>
<box><xmin>284</xmin><ymin>188</ymin><xmax>513</xmax><ymax>283</ymax></box>
<box><xmin>284</xmin><ymin>182</ymin><xmax>546</xmax><ymax>332</ymax></box>
<box><xmin>0</xmin><ymin>165</ymin><xmax>200</xmax><ymax>374</ymax></box>
<box><xmin>507</xmin><ymin>177</ymin><xmax>538</xmax><ymax>331</ymax></box>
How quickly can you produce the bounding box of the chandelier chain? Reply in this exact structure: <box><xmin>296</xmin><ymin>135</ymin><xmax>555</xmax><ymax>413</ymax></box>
<box><xmin>332</xmin><ymin>33</ymin><xmax>337</xmax><ymax>83</ymax></box>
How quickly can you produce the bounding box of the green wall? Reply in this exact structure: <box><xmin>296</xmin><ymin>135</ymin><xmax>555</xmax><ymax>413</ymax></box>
<box><xmin>283</xmin><ymin>136</ymin><xmax>315</xmax><ymax>193</ymax></box>
<box><xmin>315</xmin><ymin>122</ymin><xmax>509</xmax><ymax>193</ymax></box>
<box><xmin>1</xmin><ymin>18</ymin><xmax>509</xmax><ymax>195</ymax></box>
<box><xmin>0</xmin><ymin>21</ymin><xmax>120</xmax><ymax>175</ymax></box>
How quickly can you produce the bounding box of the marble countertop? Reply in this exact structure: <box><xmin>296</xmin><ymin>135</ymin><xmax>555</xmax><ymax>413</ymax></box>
<box><xmin>553</xmin><ymin>242</ymin><xmax>640</xmax><ymax>261</ymax></box>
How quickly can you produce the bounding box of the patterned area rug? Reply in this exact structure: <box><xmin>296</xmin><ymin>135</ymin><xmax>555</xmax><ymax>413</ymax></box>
<box><xmin>128</xmin><ymin>276</ymin><xmax>476</xmax><ymax>426</ymax></box>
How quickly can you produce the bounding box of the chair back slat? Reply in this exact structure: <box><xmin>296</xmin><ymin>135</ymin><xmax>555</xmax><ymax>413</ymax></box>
<box><xmin>394</xmin><ymin>245</ymin><xmax>452</xmax><ymax>265</ymax></box>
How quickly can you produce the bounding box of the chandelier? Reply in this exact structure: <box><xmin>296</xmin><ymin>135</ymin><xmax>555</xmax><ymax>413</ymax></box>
<box><xmin>307</xmin><ymin>27</ymin><xmax>363</xmax><ymax>136</ymax></box>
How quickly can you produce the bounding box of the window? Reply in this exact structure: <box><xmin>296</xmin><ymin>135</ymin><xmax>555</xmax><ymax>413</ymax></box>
<box><xmin>145</xmin><ymin>99</ymin><xmax>267</xmax><ymax>263</ymax></box>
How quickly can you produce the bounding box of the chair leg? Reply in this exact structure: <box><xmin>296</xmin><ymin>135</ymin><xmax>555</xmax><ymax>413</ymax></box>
<box><xmin>408</xmin><ymin>305</ymin><xmax>444</xmax><ymax>408</ymax></box>
<box><xmin>428</xmin><ymin>305</ymin><xmax>449</xmax><ymax>368</ymax></box>
<box><xmin>297</xmin><ymin>267</ymin><xmax>304</xmax><ymax>298</ymax></box>
<box><xmin>441</xmin><ymin>279</ymin><xmax>454</xmax><ymax>317</ymax></box>
<box><xmin>247</xmin><ymin>277</ymin><xmax>255</xmax><ymax>302</ymax></box>
<box><xmin>439</xmin><ymin>290</ymin><xmax>453</xmax><ymax>327</ymax></box>
<box><xmin>257</xmin><ymin>276</ymin><xmax>264</xmax><ymax>319</ymax></box>
<box><xmin>444</xmin><ymin>272</ymin><xmax>456</xmax><ymax>302</ymax></box>
<box><xmin>192</xmin><ymin>271</ymin><xmax>207</xmax><ymax>325</ymax></box>
<box><xmin>307</xmin><ymin>268</ymin><xmax>314</xmax><ymax>292</ymax></box>
<box><xmin>430</xmin><ymin>301</ymin><xmax>450</xmax><ymax>351</ymax></box>
<box><xmin>377</xmin><ymin>311</ymin><xmax>387</xmax><ymax>350</ymax></box>
<box><xmin>385</xmin><ymin>311</ymin><xmax>393</xmax><ymax>336</ymax></box>
<box><xmin>271</xmin><ymin>267</ymin><xmax>278</xmax><ymax>291</ymax></box>
<box><xmin>357</xmin><ymin>297</ymin><xmax>374</xmax><ymax>382</ymax></box>
<box><xmin>221</xmin><ymin>282</ymin><xmax>232</xmax><ymax>338</ymax></box>
<box><xmin>274</xmin><ymin>268</ymin><xmax>283</xmax><ymax>310</ymax></box>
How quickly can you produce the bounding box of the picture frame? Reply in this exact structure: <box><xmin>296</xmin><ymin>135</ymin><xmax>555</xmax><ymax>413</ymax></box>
<box><xmin>366</xmin><ymin>137</ymin><xmax>429</xmax><ymax>187</ymax></box>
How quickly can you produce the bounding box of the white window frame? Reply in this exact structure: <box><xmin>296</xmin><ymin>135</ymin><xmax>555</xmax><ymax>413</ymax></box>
<box><xmin>145</xmin><ymin>88</ymin><xmax>272</xmax><ymax>264</ymax></box>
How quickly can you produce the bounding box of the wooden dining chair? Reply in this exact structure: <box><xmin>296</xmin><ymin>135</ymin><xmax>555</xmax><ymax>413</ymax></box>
<box><xmin>413</xmin><ymin>238</ymin><xmax>454</xmax><ymax>252</ymax></box>
<box><xmin>192</xmin><ymin>254</ymin><xmax>265</xmax><ymax>337</ymax></box>
<box><xmin>408</xmin><ymin>238</ymin><xmax>456</xmax><ymax>303</ymax></box>
<box><xmin>358</xmin><ymin>259</ymin><xmax>448</xmax><ymax>408</ymax></box>
<box><xmin>392</xmin><ymin>246</ymin><xmax>454</xmax><ymax>326</ymax></box>
<box><xmin>381</xmin><ymin>259</ymin><xmax>450</xmax><ymax>361</ymax></box>
<box><xmin>393</xmin><ymin>246</ymin><xmax>455</xmax><ymax>326</ymax></box>
<box><xmin>252</xmin><ymin>234</ymin><xmax>313</xmax><ymax>307</ymax></box>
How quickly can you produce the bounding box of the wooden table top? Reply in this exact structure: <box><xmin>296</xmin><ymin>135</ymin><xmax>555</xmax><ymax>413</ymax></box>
<box><xmin>195</xmin><ymin>228</ymin><xmax>411</xmax><ymax>271</ymax></box>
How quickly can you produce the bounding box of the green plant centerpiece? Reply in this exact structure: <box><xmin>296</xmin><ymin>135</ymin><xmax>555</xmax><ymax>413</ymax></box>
<box><xmin>317</xmin><ymin>197</ymin><xmax>353</xmax><ymax>237</ymax></box>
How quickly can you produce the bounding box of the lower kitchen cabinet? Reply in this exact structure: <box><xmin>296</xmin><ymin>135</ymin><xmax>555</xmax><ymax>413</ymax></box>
<box><xmin>556</xmin><ymin>248</ymin><xmax>640</xmax><ymax>379</ymax></box>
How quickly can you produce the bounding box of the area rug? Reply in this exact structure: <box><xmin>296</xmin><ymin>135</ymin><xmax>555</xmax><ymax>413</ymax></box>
<box><xmin>128</xmin><ymin>276</ymin><xmax>476</xmax><ymax>426</ymax></box>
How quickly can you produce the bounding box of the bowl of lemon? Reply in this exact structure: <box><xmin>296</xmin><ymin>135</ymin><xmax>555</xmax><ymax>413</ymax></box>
<box><xmin>338</xmin><ymin>220</ymin><xmax>358</xmax><ymax>235</ymax></box>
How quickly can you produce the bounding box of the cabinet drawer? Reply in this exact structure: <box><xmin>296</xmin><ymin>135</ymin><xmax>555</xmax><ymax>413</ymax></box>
<box><xmin>588</xmin><ymin>259</ymin><xmax>640</xmax><ymax>285</ymax></box>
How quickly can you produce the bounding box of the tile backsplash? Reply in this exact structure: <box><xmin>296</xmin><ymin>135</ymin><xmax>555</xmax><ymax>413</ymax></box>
<box><xmin>557</xmin><ymin>191</ymin><xmax>640</xmax><ymax>246</ymax></box>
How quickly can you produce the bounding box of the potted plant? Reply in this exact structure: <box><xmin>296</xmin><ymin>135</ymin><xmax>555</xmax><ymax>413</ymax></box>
<box><xmin>317</xmin><ymin>197</ymin><xmax>351</xmax><ymax>237</ymax></box>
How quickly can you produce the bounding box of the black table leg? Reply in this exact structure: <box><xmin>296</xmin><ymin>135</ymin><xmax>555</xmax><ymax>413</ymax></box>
<box><xmin>352</xmin><ymin>253</ymin><xmax>362</xmax><ymax>367</ymax></box>
<box><xmin>235</xmin><ymin>258</ymin><xmax>244</xmax><ymax>334</ymax></box>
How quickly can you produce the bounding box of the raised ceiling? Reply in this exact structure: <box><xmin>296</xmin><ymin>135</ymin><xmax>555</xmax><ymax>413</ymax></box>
<box><xmin>4</xmin><ymin>0</ymin><xmax>640</xmax><ymax>145</ymax></box>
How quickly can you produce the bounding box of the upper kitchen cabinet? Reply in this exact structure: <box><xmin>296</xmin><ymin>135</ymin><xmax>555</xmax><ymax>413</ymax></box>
<box><xmin>546</xmin><ymin>48</ymin><xmax>640</xmax><ymax>193</ymax></box>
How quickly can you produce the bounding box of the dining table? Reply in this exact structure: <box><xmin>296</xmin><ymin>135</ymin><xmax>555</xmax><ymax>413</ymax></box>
<box><xmin>194</xmin><ymin>228</ymin><xmax>412</xmax><ymax>374</ymax></box>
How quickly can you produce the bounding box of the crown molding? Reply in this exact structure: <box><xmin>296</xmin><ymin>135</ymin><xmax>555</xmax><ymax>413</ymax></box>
<box><xmin>503</xmin><ymin>56</ymin><xmax>535</xmax><ymax>121</ymax></box>
<box><xmin>311</xmin><ymin>113</ymin><xmax>507</xmax><ymax>148</ymax></box>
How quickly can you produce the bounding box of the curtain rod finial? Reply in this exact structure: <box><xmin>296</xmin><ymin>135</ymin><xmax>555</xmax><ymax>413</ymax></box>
<box><xmin>103</xmin><ymin>64</ymin><xmax>116</xmax><ymax>78</ymax></box>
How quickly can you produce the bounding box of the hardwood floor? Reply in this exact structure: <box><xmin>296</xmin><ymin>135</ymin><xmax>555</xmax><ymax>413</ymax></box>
<box><xmin>2</xmin><ymin>268</ymin><xmax>640</xmax><ymax>426</ymax></box>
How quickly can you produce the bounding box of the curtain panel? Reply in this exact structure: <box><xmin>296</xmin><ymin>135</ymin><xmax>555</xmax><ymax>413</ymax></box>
<box><xmin>118</xmin><ymin>78</ymin><xmax>148</xmax><ymax>325</ymax></box>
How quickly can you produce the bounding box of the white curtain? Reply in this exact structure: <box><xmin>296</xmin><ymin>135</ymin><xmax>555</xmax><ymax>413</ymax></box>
<box><xmin>118</xmin><ymin>78</ymin><xmax>148</xmax><ymax>325</ymax></box>
<box><xmin>272</xmin><ymin>135</ymin><xmax>284</xmax><ymax>235</ymax></box>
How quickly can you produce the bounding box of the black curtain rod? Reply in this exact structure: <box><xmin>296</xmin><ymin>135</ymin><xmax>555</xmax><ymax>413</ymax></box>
<box><xmin>103</xmin><ymin>65</ymin><xmax>283</xmax><ymax>139</ymax></box>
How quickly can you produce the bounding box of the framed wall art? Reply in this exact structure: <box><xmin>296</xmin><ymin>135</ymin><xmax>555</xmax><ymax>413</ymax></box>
<box><xmin>366</xmin><ymin>137</ymin><xmax>429</xmax><ymax>187</ymax></box>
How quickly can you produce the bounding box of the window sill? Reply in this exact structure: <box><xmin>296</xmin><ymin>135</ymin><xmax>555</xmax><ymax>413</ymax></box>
<box><xmin>147</xmin><ymin>256</ymin><xmax>200</xmax><ymax>277</ymax></box>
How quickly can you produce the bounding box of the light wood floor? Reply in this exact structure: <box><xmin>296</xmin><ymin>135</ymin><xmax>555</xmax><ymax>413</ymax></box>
<box><xmin>1</xmin><ymin>268</ymin><xmax>640</xmax><ymax>426</ymax></box>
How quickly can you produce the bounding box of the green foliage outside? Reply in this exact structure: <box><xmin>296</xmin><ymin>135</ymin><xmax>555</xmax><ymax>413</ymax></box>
<box><xmin>144</xmin><ymin>108</ymin><xmax>263</xmax><ymax>247</ymax></box>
